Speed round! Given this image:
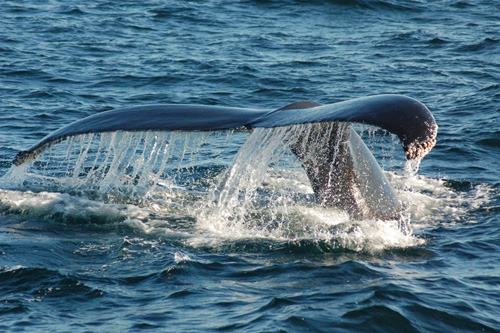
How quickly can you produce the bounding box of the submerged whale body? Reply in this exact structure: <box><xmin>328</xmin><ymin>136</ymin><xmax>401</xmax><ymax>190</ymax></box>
<box><xmin>13</xmin><ymin>95</ymin><xmax>437</xmax><ymax>220</ymax></box>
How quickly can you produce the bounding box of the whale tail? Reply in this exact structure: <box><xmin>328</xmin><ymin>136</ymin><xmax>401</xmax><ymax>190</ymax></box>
<box><xmin>13</xmin><ymin>95</ymin><xmax>436</xmax><ymax>167</ymax></box>
<box><xmin>11</xmin><ymin>95</ymin><xmax>437</xmax><ymax>219</ymax></box>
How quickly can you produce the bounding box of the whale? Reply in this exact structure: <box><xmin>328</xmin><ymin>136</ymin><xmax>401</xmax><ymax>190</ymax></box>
<box><xmin>13</xmin><ymin>94</ymin><xmax>437</xmax><ymax>220</ymax></box>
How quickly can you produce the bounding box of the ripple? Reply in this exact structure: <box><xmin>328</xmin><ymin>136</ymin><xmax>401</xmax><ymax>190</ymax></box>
<box><xmin>455</xmin><ymin>38</ymin><xmax>500</xmax><ymax>53</ymax></box>
<box><xmin>342</xmin><ymin>305</ymin><xmax>418</xmax><ymax>332</ymax></box>
<box><xmin>405</xmin><ymin>303</ymin><xmax>497</xmax><ymax>332</ymax></box>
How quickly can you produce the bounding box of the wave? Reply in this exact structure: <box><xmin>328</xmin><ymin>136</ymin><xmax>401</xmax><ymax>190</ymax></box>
<box><xmin>303</xmin><ymin>0</ymin><xmax>424</xmax><ymax>12</ymax></box>
<box><xmin>0</xmin><ymin>266</ymin><xmax>103</xmax><ymax>302</ymax></box>
<box><xmin>455</xmin><ymin>38</ymin><xmax>500</xmax><ymax>54</ymax></box>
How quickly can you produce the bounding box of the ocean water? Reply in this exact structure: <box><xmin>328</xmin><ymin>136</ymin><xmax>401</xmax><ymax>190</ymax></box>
<box><xmin>1</xmin><ymin>0</ymin><xmax>500</xmax><ymax>331</ymax></box>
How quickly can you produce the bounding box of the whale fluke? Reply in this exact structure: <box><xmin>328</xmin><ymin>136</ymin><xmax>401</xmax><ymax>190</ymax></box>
<box><xmin>12</xmin><ymin>95</ymin><xmax>437</xmax><ymax>219</ymax></box>
<box><xmin>13</xmin><ymin>95</ymin><xmax>436</xmax><ymax>166</ymax></box>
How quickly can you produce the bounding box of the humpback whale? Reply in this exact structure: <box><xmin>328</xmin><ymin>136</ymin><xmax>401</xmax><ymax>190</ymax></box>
<box><xmin>13</xmin><ymin>94</ymin><xmax>437</xmax><ymax>220</ymax></box>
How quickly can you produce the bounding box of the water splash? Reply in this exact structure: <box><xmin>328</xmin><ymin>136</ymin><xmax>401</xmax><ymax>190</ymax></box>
<box><xmin>404</xmin><ymin>158</ymin><xmax>421</xmax><ymax>175</ymax></box>
<box><xmin>199</xmin><ymin>126</ymin><xmax>302</xmax><ymax>229</ymax></box>
<box><xmin>0</xmin><ymin>125</ymin><xmax>461</xmax><ymax>252</ymax></box>
<box><xmin>1</xmin><ymin>130</ymin><xmax>238</xmax><ymax>202</ymax></box>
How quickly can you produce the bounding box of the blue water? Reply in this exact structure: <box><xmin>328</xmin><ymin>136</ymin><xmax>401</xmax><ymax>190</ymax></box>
<box><xmin>1</xmin><ymin>0</ymin><xmax>500</xmax><ymax>331</ymax></box>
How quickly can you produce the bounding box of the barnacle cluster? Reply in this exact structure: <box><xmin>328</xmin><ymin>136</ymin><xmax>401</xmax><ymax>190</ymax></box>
<box><xmin>404</xmin><ymin>124</ymin><xmax>438</xmax><ymax>160</ymax></box>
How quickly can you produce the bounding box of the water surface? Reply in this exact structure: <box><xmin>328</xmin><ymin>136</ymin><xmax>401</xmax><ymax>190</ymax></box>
<box><xmin>1</xmin><ymin>1</ymin><xmax>499</xmax><ymax>331</ymax></box>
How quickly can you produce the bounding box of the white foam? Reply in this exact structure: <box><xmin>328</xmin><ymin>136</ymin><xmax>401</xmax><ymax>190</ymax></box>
<box><xmin>0</xmin><ymin>189</ymin><xmax>145</xmax><ymax>226</ymax></box>
<box><xmin>388</xmin><ymin>172</ymin><xmax>493</xmax><ymax>228</ymax></box>
<box><xmin>2</xmin><ymin>127</ymin><xmax>493</xmax><ymax>253</ymax></box>
<box><xmin>174</xmin><ymin>252</ymin><xmax>192</xmax><ymax>264</ymax></box>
